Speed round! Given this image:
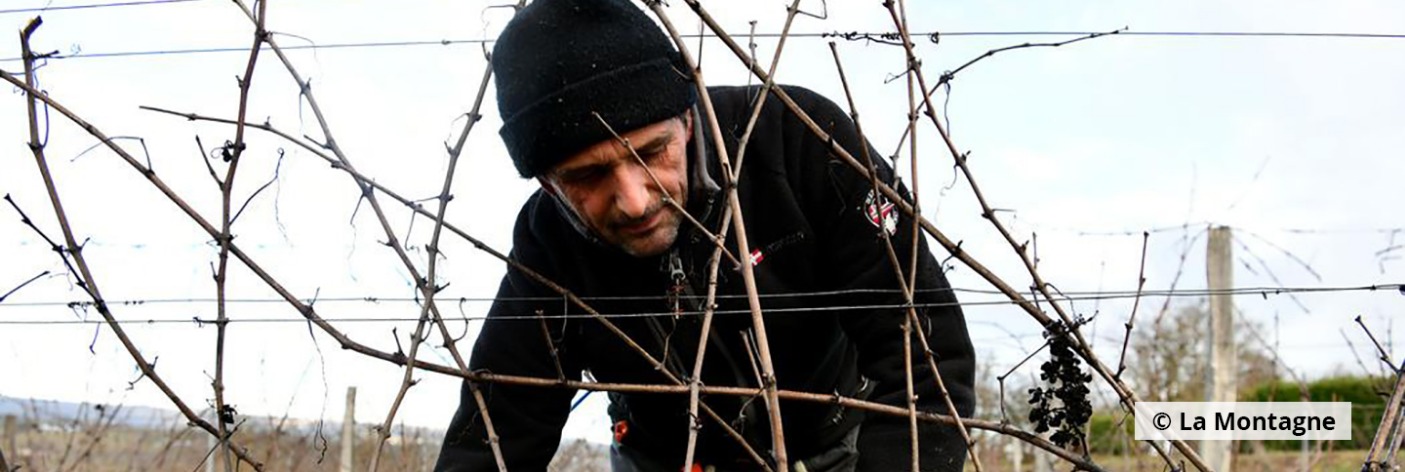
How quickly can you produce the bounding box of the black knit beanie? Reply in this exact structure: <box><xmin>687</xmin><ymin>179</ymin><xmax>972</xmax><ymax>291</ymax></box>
<box><xmin>492</xmin><ymin>0</ymin><xmax>698</xmax><ymax>178</ymax></box>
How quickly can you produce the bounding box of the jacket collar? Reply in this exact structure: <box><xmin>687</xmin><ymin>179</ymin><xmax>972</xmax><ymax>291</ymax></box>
<box><xmin>684</xmin><ymin>103</ymin><xmax>722</xmax><ymax>228</ymax></box>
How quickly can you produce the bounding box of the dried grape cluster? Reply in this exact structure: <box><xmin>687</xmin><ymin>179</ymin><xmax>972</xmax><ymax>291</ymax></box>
<box><xmin>1027</xmin><ymin>322</ymin><xmax>1093</xmax><ymax>449</ymax></box>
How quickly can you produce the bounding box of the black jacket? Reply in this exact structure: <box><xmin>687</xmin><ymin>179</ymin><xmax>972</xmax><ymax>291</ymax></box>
<box><xmin>436</xmin><ymin>85</ymin><xmax>975</xmax><ymax>471</ymax></box>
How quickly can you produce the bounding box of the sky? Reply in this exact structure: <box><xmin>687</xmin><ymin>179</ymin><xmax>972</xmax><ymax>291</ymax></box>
<box><xmin>1</xmin><ymin>0</ymin><xmax>1403</xmax><ymax>448</ymax></box>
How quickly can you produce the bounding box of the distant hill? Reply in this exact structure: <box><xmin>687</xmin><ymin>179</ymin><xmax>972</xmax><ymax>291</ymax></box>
<box><xmin>1</xmin><ymin>394</ymin><xmax>606</xmax><ymax>469</ymax></box>
<box><xmin>0</xmin><ymin>394</ymin><xmax>182</xmax><ymax>430</ymax></box>
<box><xmin>0</xmin><ymin>394</ymin><xmax>441</xmax><ymax>439</ymax></box>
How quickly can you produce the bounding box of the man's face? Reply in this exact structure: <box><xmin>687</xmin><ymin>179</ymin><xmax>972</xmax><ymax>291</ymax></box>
<box><xmin>541</xmin><ymin>113</ymin><xmax>692</xmax><ymax>257</ymax></box>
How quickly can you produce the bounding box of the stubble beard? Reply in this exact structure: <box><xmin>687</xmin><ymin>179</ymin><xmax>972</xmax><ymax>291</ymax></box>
<box><xmin>610</xmin><ymin>207</ymin><xmax>681</xmax><ymax>258</ymax></box>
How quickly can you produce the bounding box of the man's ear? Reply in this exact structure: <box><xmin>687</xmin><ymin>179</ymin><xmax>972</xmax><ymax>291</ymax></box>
<box><xmin>683</xmin><ymin>109</ymin><xmax>694</xmax><ymax>141</ymax></box>
<box><xmin>537</xmin><ymin>176</ymin><xmax>559</xmax><ymax>198</ymax></box>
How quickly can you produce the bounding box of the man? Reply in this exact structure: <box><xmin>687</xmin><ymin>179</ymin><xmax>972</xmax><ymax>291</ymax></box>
<box><xmin>436</xmin><ymin>0</ymin><xmax>975</xmax><ymax>470</ymax></box>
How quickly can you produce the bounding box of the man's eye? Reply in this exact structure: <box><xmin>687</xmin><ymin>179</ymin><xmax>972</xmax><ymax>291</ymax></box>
<box><xmin>561</xmin><ymin>168</ymin><xmax>606</xmax><ymax>185</ymax></box>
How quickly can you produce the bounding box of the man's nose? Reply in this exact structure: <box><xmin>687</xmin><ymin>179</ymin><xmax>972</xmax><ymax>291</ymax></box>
<box><xmin>613</xmin><ymin>163</ymin><xmax>654</xmax><ymax>218</ymax></box>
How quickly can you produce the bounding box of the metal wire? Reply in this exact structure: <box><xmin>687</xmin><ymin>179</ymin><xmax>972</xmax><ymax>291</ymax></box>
<box><xmin>3</xmin><ymin>283</ymin><xmax>1399</xmax><ymax>325</ymax></box>
<box><xmin>4</xmin><ymin>30</ymin><xmax>1405</xmax><ymax>63</ymax></box>
<box><xmin>2</xmin><ymin>283</ymin><xmax>1397</xmax><ymax>309</ymax></box>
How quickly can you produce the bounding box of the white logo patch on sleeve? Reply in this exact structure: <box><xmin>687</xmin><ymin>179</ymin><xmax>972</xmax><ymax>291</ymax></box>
<box><xmin>863</xmin><ymin>189</ymin><xmax>898</xmax><ymax>236</ymax></box>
